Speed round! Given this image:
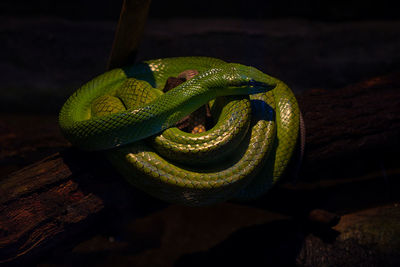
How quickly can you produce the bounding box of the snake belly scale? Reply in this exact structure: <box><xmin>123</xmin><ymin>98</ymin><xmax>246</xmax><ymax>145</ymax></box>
<box><xmin>59</xmin><ymin>57</ymin><xmax>300</xmax><ymax>206</ymax></box>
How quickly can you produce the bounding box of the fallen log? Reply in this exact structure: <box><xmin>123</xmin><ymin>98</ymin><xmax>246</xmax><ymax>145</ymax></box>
<box><xmin>173</xmin><ymin>204</ymin><xmax>400</xmax><ymax>267</ymax></box>
<box><xmin>0</xmin><ymin>72</ymin><xmax>399</xmax><ymax>264</ymax></box>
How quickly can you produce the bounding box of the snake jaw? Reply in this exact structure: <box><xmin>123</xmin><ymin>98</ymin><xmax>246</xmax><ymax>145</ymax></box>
<box><xmin>248</xmin><ymin>79</ymin><xmax>276</xmax><ymax>94</ymax></box>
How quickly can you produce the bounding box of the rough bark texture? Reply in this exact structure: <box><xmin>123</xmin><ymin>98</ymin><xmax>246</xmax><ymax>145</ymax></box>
<box><xmin>298</xmin><ymin>72</ymin><xmax>400</xmax><ymax>179</ymax></box>
<box><xmin>0</xmin><ymin>72</ymin><xmax>399</xmax><ymax>265</ymax></box>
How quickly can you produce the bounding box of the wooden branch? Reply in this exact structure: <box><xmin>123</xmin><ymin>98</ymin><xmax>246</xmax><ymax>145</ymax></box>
<box><xmin>0</xmin><ymin>149</ymin><xmax>165</xmax><ymax>264</ymax></box>
<box><xmin>0</xmin><ymin>72</ymin><xmax>399</xmax><ymax>264</ymax></box>
<box><xmin>173</xmin><ymin>204</ymin><xmax>400</xmax><ymax>266</ymax></box>
<box><xmin>298</xmin><ymin>72</ymin><xmax>400</xmax><ymax>180</ymax></box>
<box><xmin>107</xmin><ymin>0</ymin><xmax>152</xmax><ymax>69</ymax></box>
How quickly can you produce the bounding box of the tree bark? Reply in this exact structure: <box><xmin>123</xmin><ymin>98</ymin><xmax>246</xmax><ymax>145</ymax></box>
<box><xmin>0</xmin><ymin>72</ymin><xmax>399</xmax><ymax>264</ymax></box>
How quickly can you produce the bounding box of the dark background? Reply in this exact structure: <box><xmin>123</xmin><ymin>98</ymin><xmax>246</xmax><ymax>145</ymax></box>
<box><xmin>1</xmin><ymin>0</ymin><xmax>399</xmax><ymax>113</ymax></box>
<box><xmin>1</xmin><ymin>0</ymin><xmax>399</xmax><ymax>20</ymax></box>
<box><xmin>1</xmin><ymin>0</ymin><xmax>400</xmax><ymax>114</ymax></box>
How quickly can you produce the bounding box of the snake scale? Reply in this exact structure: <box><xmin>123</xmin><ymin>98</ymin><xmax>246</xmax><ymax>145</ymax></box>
<box><xmin>59</xmin><ymin>57</ymin><xmax>300</xmax><ymax>206</ymax></box>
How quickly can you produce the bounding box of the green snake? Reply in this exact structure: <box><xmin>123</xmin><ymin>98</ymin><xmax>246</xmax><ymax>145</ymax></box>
<box><xmin>59</xmin><ymin>57</ymin><xmax>300</xmax><ymax>206</ymax></box>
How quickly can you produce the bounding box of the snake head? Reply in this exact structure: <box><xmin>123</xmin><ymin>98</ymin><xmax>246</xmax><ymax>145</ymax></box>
<box><xmin>217</xmin><ymin>63</ymin><xmax>277</xmax><ymax>96</ymax></box>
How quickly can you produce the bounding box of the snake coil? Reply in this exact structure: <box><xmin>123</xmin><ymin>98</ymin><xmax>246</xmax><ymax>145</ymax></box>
<box><xmin>59</xmin><ymin>57</ymin><xmax>300</xmax><ymax>206</ymax></box>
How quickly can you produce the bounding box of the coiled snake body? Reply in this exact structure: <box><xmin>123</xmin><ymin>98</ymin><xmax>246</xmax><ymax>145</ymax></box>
<box><xmin>59</xmin><ymin>57</ymin><xmax>300</xmax><ymax>206</ymax></box>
